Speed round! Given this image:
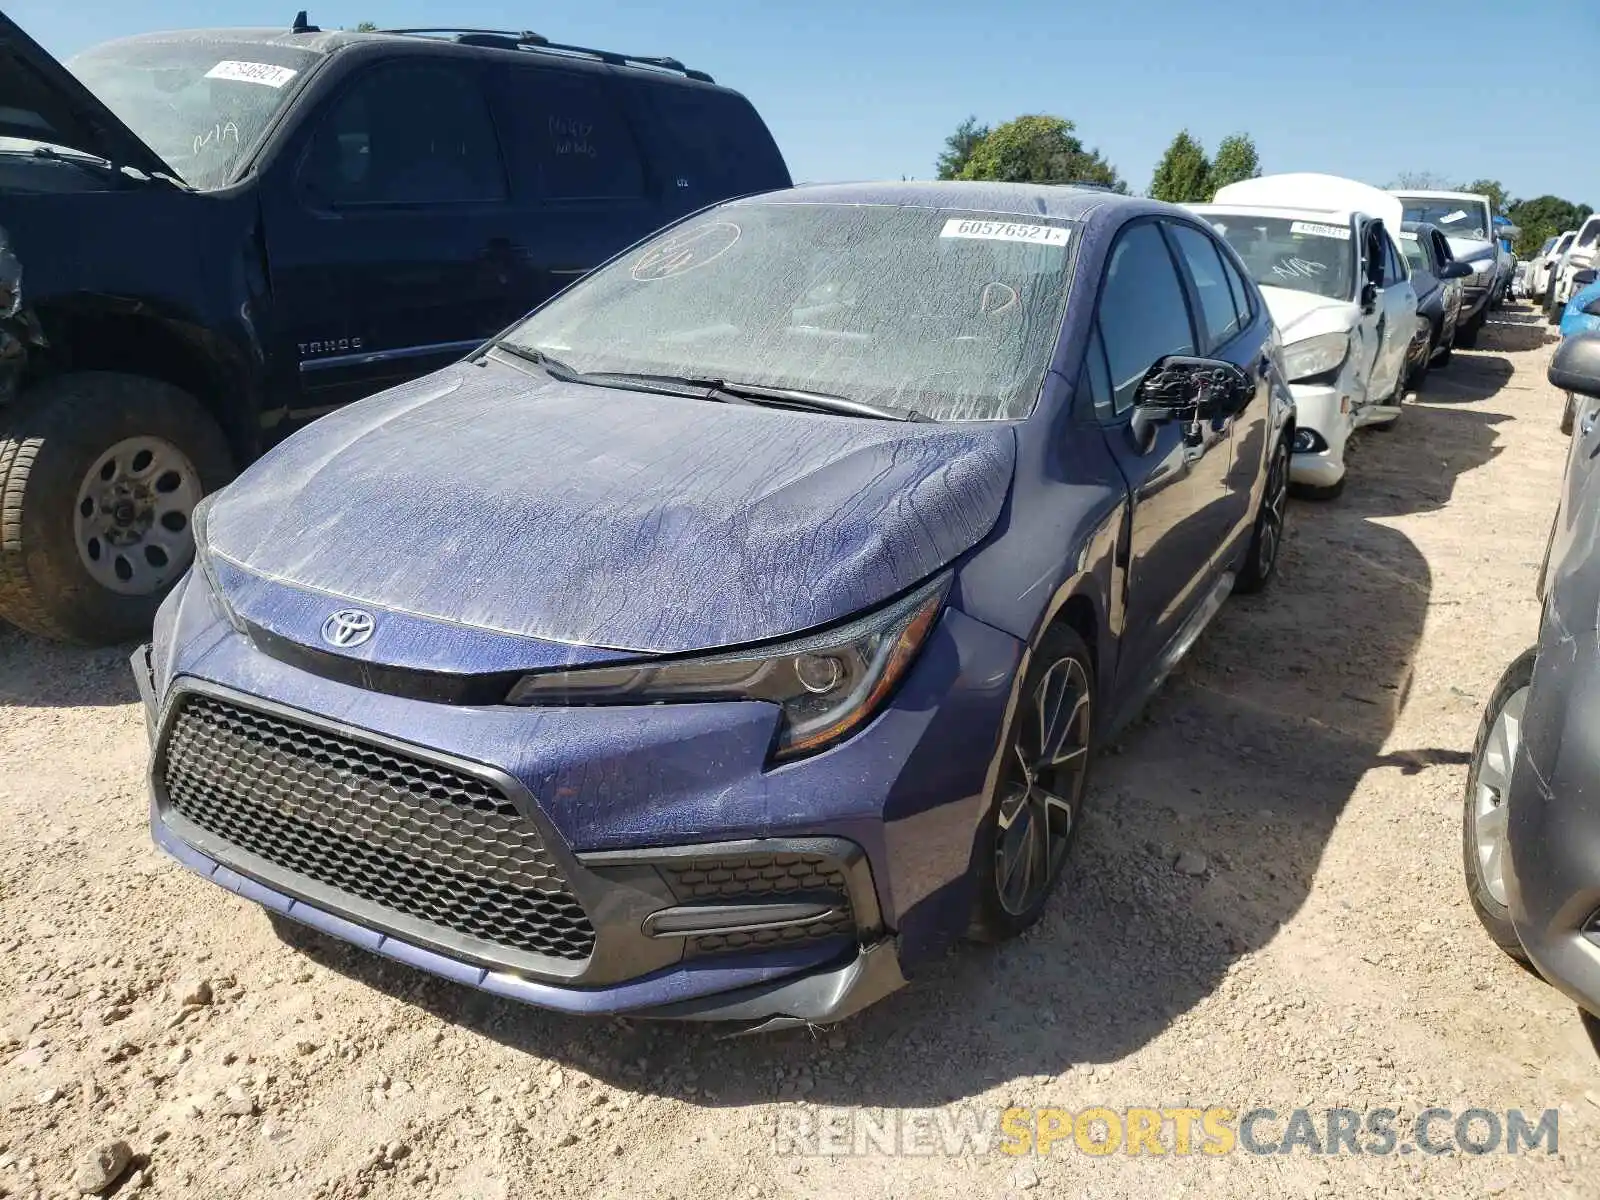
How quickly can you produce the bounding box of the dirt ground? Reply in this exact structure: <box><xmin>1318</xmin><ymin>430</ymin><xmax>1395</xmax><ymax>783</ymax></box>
<box><xmin>2</xmin><ymin>305</ymin><xmax>1596</xmax><ymax>1200</ymax></box>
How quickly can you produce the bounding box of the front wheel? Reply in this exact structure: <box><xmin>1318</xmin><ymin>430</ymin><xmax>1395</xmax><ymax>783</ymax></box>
<box><xmin>1462</xmin><ymin>649</ymin><xmax>1535</xmax><ymax>962</ymax></box>
<box><xmin>0</xmin><ymin>372</ymin><xmax>234</xmax><ymax>643</ymax></box>
<box><xmin>1456</xmin><ymin>310</ymin><xmax>1483</xmax><ymax>348</ymax></box>
<box><xmin>968</xmin><ymin>624</ymin><xmax>1095</xmax><ymax>942</ymax></box>
<box><xmin>1233</xmin><ymin>436</ymin><xmax>1289</xmax><ymax>594</ymax></box>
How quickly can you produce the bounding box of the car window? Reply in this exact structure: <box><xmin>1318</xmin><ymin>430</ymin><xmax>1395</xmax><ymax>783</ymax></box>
<box><xmin>497</xmin><ymin>68</ymin><xmax>645</xmax><ymax>200</ymax></box>
<box><xmin>1080</xmin><ymin>323</ymin><xmax>1114</xmax><ymax>419</ymax></box>
<box><xmin>1382</xmin><ymin>234</ymin><xmax>1406</xmax><ymax>285</ymax></box>
<box><xmin>1400</xmin><ymin>232</ymin><xmax>1430</xmax><ymax>275</ymax></box>
<box><xmin>1578</xmin><ymin>220</ymin><xmax>1600</xmax><ymax>250</ymax></box>
<box><xmin>1219</xmin><ymin>248</ymin><xmax>1253</xmax><ymax>327</ymax></box>
<box><xmin>1169</xmin><ymin>223</ymin><xmax>1243</xmax><ymax>352</ymax></box>
<box><xmin>1096</xmin><ymin>222</ymin><xmax>1196</xmax><ymax>413</ymax></box>
<box><xmin>640</xmin><ymin>84</ymin><xmax>789</xmax><ymax>196</ymax></box>
<box><xmin>302</xmin><ymin>63</ymin><xmax>507</xmax><ymax>205</ymax></box>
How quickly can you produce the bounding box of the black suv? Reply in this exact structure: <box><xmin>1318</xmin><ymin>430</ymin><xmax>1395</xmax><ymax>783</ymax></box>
<box><xmin>0</xmin><ymin>11</ymin><xmax>790</xmax><ymax>642</ymax></box>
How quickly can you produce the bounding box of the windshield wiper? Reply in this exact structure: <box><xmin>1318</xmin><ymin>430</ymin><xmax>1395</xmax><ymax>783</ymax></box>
<box><xmin>491</xmin><ymin>345</ymin><xmax>925</xmax><ymax>420</ymax></box>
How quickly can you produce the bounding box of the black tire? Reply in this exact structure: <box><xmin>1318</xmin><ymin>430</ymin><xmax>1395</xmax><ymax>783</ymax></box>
<box><xmin>1462</xmin><ymin>648</ymin><xmax>1535</xmax><ymax>964</ymax></box>
<box><xmin>1436</xmin><ymin>337</ymin><xmax>1453</xmax><ymax>368</ymax></box>
<box><xmin>1456</xmin><ymin>311</ymin><xmax>1483</xmax><ymax>348</ymax></box>
<box><xmin>1233</xmin><ymin>436</ymin><xmax>1288</xmax><ymax>594</ymax></box>
<box><xmin>0</xmin><ymin>372</ymin><xmax>234</xmax><ymax>643</ymax></box>
<box><xmin>968</xmin><ymin>623</ymin><xmax>1095</xmax><ymax>943</ymax></box>
<box><xmin>1561</xmin><ymin>391</ymin><xmax>1577</xmax><ymax>437</ymax></box>
<box><xmin>1547</xmin><ymin>285</ymin><xmax>1564</xmax><ymax>325</ymax></box>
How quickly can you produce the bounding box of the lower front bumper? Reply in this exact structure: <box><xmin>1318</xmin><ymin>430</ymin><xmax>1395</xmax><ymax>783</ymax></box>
<box><xmin>1286</xmin><ymin>384</ymin><xmax>1348</xmax><ymax>487</ymax></box>
<box><xmin>151</xmin><ymin>811</ymin><xmax>905</xmax><ymax>1028</ymax></box>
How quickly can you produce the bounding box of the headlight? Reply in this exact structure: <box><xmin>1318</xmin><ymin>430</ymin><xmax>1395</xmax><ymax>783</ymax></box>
<box><xmin>190</xmin><ymin>494</ymin><xmax>246</xmax><ymax>633</ymax></box>
<box><xmin>1282</xmin><ymin>332</ymin><xmax>1350</xmax><ymax>384</ymax></box>
<box><xmin>506</xmin><ymin>573</ymin><xmax>950</xmax><ymax>762</ymax></box>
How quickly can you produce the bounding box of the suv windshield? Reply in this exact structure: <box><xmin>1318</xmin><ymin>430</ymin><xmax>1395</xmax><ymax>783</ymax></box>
<box><xmin>1202</xmin><ymin>215</ymin><xmax>1354</xmax><ymax>302</ymax></box>
<box><xmin>503</xmin><ymin>203</ymin><xmax>1078</xmax><ymax>421</ymax></box>
<box><xmin>1395</xmin><ymin>197</ymin><xmax>1492</xmax><ymax>242</ymax></box>
<box><xmin>65</xmin><ymin>38</ymin><xmax>322</xmax><ymax>189</ymax></box>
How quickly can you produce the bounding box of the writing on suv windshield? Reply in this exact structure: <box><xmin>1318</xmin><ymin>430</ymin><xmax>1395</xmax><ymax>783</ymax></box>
<box><xmin>1397</xmin><ymin>199</ymin><xmax>1491</xmax><ymax>243</ymax></box>
<box><xmin>504</xmin><ymin>204</ymin><xmax>1079</xmax><ymax>422</ymax></box>
<box><xmin>1205</xmin><ymin>216</ymin><xmax>1354</xmax><ymax>303</ymax></box>
<box><xmin>66</xmin><ymin>40</ymin><xmax>321</xmax><ymax>190</ymax></box>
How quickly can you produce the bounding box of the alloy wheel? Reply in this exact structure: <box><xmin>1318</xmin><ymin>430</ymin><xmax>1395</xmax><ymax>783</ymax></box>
<box><xmin>994</xmin><ymin>656</ymin><xmax>1092</xmax><ymax>916</ymax></box>
<box><xmin>73</xmin><ymin>436</ymin><xmax>202</xmax><ymax>596</ymax></box>
<box><xmin>1471</xmin><ymin>685</ymin><xmax>1527</xmax><ymax>908</ymax></box>
<box><xmin>1255</xmin><ymin>447</ymin><xmax>1289</xmax><ymax>578</ymax></box>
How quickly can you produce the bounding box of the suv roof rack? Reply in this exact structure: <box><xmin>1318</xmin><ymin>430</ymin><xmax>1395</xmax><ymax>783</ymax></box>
<box><xmin>375</xmin><ymin>28</ymin><xmax>715</xmax><ymax>83</ymax></box>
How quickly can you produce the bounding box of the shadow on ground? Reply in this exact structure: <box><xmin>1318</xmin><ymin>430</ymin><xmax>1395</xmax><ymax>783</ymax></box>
<box><xmin>278</xmin><ymin>373</ymin><xmax>1511</xmax><ymax>1107</ymax></box>
<box><xmin>0</xmin><ymin>623</ymin><xmax>138</xmax><ymax>708</ymax></box>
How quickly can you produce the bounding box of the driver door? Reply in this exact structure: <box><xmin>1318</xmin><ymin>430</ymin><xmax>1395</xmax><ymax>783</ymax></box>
<box><xmin>1376</xmin><ymin>228</ymin><xmax>1419</xmax><ymax>396</ymax></box>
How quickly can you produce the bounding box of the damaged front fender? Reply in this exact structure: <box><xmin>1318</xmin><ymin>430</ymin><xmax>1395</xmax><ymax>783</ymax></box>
<box><xmin>0</xmin><ymin>225</ymin><xmax>46</xmax><ymax>405</ymax></box>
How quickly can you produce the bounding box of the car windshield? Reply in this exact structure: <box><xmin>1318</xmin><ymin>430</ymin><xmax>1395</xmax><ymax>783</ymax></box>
<box><xmin>502</xmin><ymin>202</ymin><xmax>1078</xmax><ymax>421</ymax></box>
<box><xmin>1202</xmin><ymin>215</ymin><xmax>1354</xmax><ymax>301</ymax></box>
<box><xmin>1399</xmin><ymin>233</ymin><xmax>1431</xmax><ymax>275</ymax></box>
<box><xmin>1395</xmin><ymin>197</ymin><xmax>1492</xmax><ymax>242</ymax></box>
<box><xmin>1576</xmin><ymin>222</ymin><xmax>1600</xmax><ymax>250</ymax></box>
<box><xmin>1539</xmin><ymin>236</ymin><xmax>1559</xmax><ymax>256</ymax></box>
<box><xmin>65</xmin><ymin>38</ymin><xmax>322</xmax><ymax>190</ymax></box>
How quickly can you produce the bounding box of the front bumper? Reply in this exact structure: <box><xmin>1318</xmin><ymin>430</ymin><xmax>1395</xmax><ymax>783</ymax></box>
<box><xmin>133</xmin><ymin>574</ymin><xmax>1023</xmax><ymax>1025</ymax></box>
<box><xmin>1286</xmin><ymin>383</ymin><xmax>1349</xmax><ymax>487</ymax></box>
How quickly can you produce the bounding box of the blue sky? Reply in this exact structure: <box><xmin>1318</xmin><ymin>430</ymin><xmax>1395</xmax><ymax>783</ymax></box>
<box><xmin>15</xmin><ymin>0</ymin><xmax>1598</xmax><ymax>207</ymax></box>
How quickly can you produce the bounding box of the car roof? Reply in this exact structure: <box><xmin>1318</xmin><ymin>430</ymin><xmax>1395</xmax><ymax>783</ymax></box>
<box><xmin>1390</xmin><ymin>189</ymin><xmax>1489</xmax><ymax>204</ymax></box>
<box><xmin>732</xmin><ymin>180</ymin><xmax>1152</xmax><ymax>222</ymax></box>
<box><xmin>1191</xmin><ymin>202</ymin><xmax>1358</xmax><ymax>225</ymax></box>
<box><xmin>80</xmin><ymin>26</ymin><xmax>735</xmax><ymax>91</ymax></box>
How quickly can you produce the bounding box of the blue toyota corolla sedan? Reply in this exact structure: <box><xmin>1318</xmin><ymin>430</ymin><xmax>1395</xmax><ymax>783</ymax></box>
<box><xmin>135</xmin><ymin>182</ymin><xmax>1293</xmax><ymax>1031</ymax></box>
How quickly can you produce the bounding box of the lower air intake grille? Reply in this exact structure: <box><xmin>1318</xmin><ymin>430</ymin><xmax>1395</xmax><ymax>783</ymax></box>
<box><xmin>159</xmin><ymin>694</ymin><xmax>595</xmax><ymax>961</ymax></box>
<box><xmin>660</xmin><ymin>852</ymin><xmax>856</xmax><ymax>957</ymax></box>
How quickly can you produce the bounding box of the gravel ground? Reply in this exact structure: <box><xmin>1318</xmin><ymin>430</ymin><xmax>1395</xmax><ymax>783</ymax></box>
<box><xmin>2</xmin><ymin>305</ymin><xmax>1596</xmax><ymax>1200</ymax></box>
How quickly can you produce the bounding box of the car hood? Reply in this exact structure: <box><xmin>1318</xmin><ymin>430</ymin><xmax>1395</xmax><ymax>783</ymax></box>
<box><xmin>0</xmin><ymin>11</ymin><xmax>176</xmax><ymax>181</ymax></box>
<box><xmin>206</xmin><ymin>361</ymin><xmax>1017</xmax><ymax>657</ymax></box>
<box><xmin>1258</xmin><ymin>286</ymin><xmax>1359</xmax><ymax>343</ymax></box>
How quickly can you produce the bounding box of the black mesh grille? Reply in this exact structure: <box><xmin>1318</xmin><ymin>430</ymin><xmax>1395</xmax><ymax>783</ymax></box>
<box><xmin>661</xmin><ymin>853</ymin><xmax>855</xmax><ymax>957</ymax></box>
<box><xmin>160</xmin><ymin>695</ymin><xmax>594</xmax><ymax>962</ymax></box>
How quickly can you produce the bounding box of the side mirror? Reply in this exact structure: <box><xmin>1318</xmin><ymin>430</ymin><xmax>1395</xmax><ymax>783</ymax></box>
<box><xmin>1130</xmin><ymin>355</ymin><xmax>1253</xmax><ymax>450</ymax></box>
<box><xmin>1439</xmin><ymin>260</ymin><xmax>1473</xmax><ymax>280</ymax></box>
<box><xmin>1550</xmin><ymin>331</ymin><xmax>1600</xmax><ymax>399</ymax></box>
<box><xmin>1573</xmin><ymin>268</ymin><xmax>1599</xmax><ymax>289</ymax></box>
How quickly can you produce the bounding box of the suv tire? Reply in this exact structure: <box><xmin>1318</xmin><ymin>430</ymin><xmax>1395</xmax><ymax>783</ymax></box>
<box><xmin>0</xmin><ymin>372</ymin><xmax>233</xmax><ymax>643</ymax></box>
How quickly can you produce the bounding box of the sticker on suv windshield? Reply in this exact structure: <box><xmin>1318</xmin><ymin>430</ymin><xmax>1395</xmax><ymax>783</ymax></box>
<box><xmin>1443</xmin><ymin>209</ymin><xmax>1468</xmax><ymax>223</ymax></box>
<box><xmin>940</xmin><ymin>219</ymin><xmax>1070</xmax><ymax>247</ymax></box>
<box><xmin>1398</xmin><ymin>231</ymin><xmax>1418</xmax><ymax>241</ymax></box>
<box><xmin>1289</xmin><ymin>221</ymin><xmax>1351</xmax><ymax>241</ymax></box>
<box><xmin>204</xmin><ymin>61</ymin><xmax>299</xmax><ymax>88</ymax></box>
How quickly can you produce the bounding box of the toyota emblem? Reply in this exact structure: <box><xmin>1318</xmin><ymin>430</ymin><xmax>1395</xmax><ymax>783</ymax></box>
<box><xmin>321</xmin><ymin>608</ymin><xmax>375</xmax><ymax>648</ymax></box>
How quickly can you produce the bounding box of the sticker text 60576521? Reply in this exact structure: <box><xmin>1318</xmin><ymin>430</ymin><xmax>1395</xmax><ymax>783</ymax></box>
<box><xmin>940</xmin><ymin>219</ymin><xmax>1070</xmax><ymax>247</ymax></box>
<box><xmin>204</xmin><ymin>60</ymin><xmax>299</xmax><ymax>88</ymax></box>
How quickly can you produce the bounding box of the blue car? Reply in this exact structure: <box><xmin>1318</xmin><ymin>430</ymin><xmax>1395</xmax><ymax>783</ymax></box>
<box><xmin>135</xmin><ymin>182</ymin><xmax>1293</xmax><ymax>1030</ymax></box>
<box><xmin>1558</xmin><ymin>272</ymin><xmax>1600</xmax><ymax>433</ymax></box>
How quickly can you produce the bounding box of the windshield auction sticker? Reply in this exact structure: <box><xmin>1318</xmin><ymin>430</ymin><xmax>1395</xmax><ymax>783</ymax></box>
<box><xmin>940</xmin><ymin>219</ymin><xmax>1070</xmax><ymax>247</ymax></box>
<box><xmin>631</xmin><ymin>222</ymin><xmax>741</xmax><ymax>281</ymax></box>
<box><xmin>204</xmin><ymin>61</ymin><xmax>300</xmax><ymax>88</ymax></box>
<box><xmin>1289</xmin><ymin>221</ymin><xmax>1351</xmax><ymax>241</ymax></box>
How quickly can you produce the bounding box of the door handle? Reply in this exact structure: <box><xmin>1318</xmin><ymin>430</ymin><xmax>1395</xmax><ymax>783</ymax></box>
<box><xmin>1582</xmin><ymin>407</ymin><xmax>1598</xmax><ymax>438</ymax></box>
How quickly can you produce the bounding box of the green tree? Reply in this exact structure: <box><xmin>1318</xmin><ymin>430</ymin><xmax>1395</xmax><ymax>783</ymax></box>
<box><xmin>1386</xmin><ymin>170</ymin><xmax>1456</xmax><ymax>191</ymax></box>
<box><xmin>1148</xmin><ymin>130</ymin><xmax>1211</xmax><ymax>203</ymax></box>
<box><xmin>935</xmin><ymin>116</ymin><xmax>990</xmax><ymax>181</ymax></box>
<box><xmin>1507</xmin><ymin>195</ymin><xmax>1595</xmax><ymax>257</ymax></box>
<box><xmin>1208</xmin><ymin>133</ymin><xmax>1260</xmax><ymax>193</ymax></box>
<box><xmin>957</xmin><ymin>115</ymin><xmax>1125</xmax><ymax>192</ymax></box>
<box><xmin>355</xmin><ymin>20</ymin><xmax>378</xmax><ymax>32</ymax></box>
<box><xmin>1461</xmin><ymin>178</ymin><xmax>1510</xmax><ymax>214</ymax></box>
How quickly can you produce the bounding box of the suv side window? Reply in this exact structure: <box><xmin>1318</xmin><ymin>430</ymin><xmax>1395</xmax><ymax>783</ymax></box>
<box><xmin>1382</xmin><ymin>234</ymin><xmax>1407</xmax><ymax>284</ymax></box>
<box><xmin>497</xmin><ymin>68</ymin><xmax>646</xmax><ymax>200</ymax></box>
<box><xmin>303</xmin><ymin>62</ymin><xmax>507</xmax><ymax>206</ymax></box>
<box><xmin>1096</xmin><ymin>221</ymin><xmax>1198</xmax><ymax>414</ymax></box>
<box><xmin>1168</xmin><ymin>222</ymin><xmax>1244</xmax><ymax>351</ymax></box>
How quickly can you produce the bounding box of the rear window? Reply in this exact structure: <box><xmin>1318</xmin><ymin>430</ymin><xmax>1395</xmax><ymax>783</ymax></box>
<box><xmin>67</xmin><ymin>38</ymin><xmax>321</xmax><ymax>190</ymax></box>
<box><xmin>637</xmin><ymin>84</ymin><xmax>789</xmax><ymax>196</ymax></box>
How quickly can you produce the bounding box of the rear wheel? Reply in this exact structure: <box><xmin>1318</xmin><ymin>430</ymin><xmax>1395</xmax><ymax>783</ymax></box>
<box><xmin>1561</xmin><ymin>391</ymin><xmax>1577</xmax><ymax>436</ymax></box>
<box><xmin>968</xmin><ymin>624</ymin><xmax>1095</xmax><ymax>942</ymax></box>
<box><xmin>1462</xmin><ymin>648</ymin><xmax>1535</xmax><ymax>963</ymax></box>
<box><xmin>0</xmin><ymin>372</ymin><xmax>234</xmax><ymax>643</ymax></box>
<box><xmin>1456</xmin><ymin>310</ymin><xmax>1483</xmax><ymax>348</ymax></box>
